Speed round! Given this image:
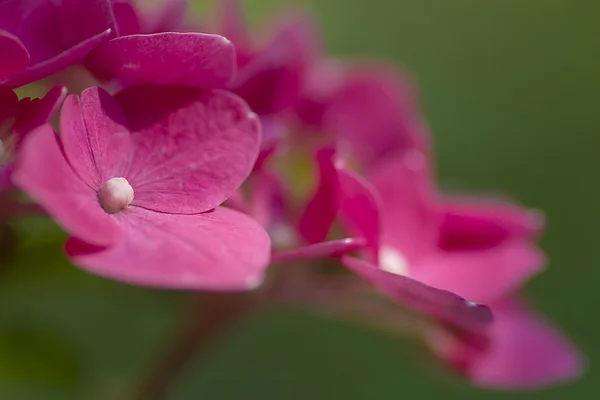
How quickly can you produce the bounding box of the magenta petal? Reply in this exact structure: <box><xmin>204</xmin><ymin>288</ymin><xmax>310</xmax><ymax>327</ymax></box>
<box><xmin>5</xmin><ymin>28</ymin><xmax>112</xmax><ymax>89</ymax></box>
<box><xmin>370</xmin><ymin>153</ymin><xmax>440</xmax><ymax>260</ymax></box>
<box><xmin>142</xmin><ymin>0</ymin><xmax>188</xmax><ymax>33</ymax></box>
<box><xmin>298</xmin><ymin>148</ymin><xmax>338</xmax><ymax>244</ymax></box>
<box><xmin>85</xmin><ymin>33</ymin><xmax>235</xmax><ymax>89</ymax></box>
<box><xmin>112</xmin><ymin>0</ymin><xmax>141</xmax><ymax>36</ymax></box>
<box><xmin>0</xmin><ymin>87</ymin><xmax>19</xmax><ymax>123</ymax></box>
<box><xmin>0</xmin><ymin>31</ymin><xmax>29</xmax><ymax>82</ymax></box>
<box><xmin>114</xmin><ymin>86</ymin><xmax>261</xmax><ymax>213</ymax></box>
<box><xmin>59</xmin><ymin>0</ymin><xmax>118</xmax><ymax>48</ymax></box>
<box><xmin>66</xmin><ymin>206</ymin><xmax>271</xmax><ymax>291</ymax></box>
<box><xmin>271</xmin><ymin>238</ymin><xmax>366</xmax><ymax>264</ymax></box>
<box><xmin>457</xmin><ymin>298</ymin><xmax>583</xmax><ymax>389</ymax></box>
<box><xmin>216</xmin><ymin>0</ymin><xmax>251</xmax><ymax>54</ymax></box>
<box><xmin>12</xmin><ymin>125</ymin><xmax>120</xmax><ymax>246</ymax></box>
<box><xmin>343</xmin><ymin>256</ymin><xmax>493</xmax><ymax>329</ymax></box>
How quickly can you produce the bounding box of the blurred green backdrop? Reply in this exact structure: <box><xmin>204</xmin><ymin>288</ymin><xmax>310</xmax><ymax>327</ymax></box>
<box><xmin>1</xmin><ymin>0</ymin><xmax>598</xmax><ymax>399</ymax></box>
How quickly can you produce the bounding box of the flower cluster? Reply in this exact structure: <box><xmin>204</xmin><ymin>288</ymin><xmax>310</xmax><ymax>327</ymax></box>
<box><xmin>0</xmin><ymin>0</ymin><xmax>583</xmax><ymax>390</ymax></box>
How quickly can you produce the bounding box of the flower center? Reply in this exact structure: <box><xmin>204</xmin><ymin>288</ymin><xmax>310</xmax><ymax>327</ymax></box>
<box><xmin>379</xmin><ymin>245</ymin><xmax>410</xmax><ymax>276</ymax></box>
<box><xmin>99</xmin><ymin>177</ymin><xmax>134</xmax><ymax>213</ymax></box>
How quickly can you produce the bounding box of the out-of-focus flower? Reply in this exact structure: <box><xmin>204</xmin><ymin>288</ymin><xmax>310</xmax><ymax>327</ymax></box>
<box><xmin>0</xmin><ymin>85</ymin><xmax>66</xmax><ymax>190</ymax></box>
<box><xmin>295</xmin><ymin>61</ymin><xmax>429</xmax><ymax>169</ymax></box>
<box><xmin>427</xmin><ymin>297</ymin><xmax>583</xmax><ymax>389</ymax></box>
<box><xmin>13</xmin><ymin>85</ymin><xmax>271</xmax><ymax>290</ymax></box>
<box><xmin>0</xmin><ymin>0</ymin><xmax>116</xmax><ymax>88</ymax></box>
<box><xmin>299</xmin><ymin>148</ymin><xmax>493</xmax><ymax>330</ymax></box>
<box><xmin>111</xmin><ymin>0</ymin><xmax>189</xmax><ymax>36</ymax></box>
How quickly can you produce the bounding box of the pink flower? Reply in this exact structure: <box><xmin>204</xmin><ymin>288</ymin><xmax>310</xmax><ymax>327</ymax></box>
<box><xmin>13</xmin><ymin>85</ymin><xmax>271</xmax><ymax>290</ymax></box>
<box><xmin>1</xmin><ymin>85</ymin><xmax>67</xmax><ymax>190</ymax></box>
<box><xmin>0</xmin><ymin>0</ymin><xmax>116</xmax><ymax>88</ymax></box>
<box><xmin>427</xmin><ymin>297</ymin><xmax>584</xmax><ymax>389</ymax></box>
<box><xmin>295</xmin><ymin>62</ymin><xmax>429</xmax><ymax>168</ymax></box>
<box><xmin>300</xmin><ymin>148</ymin><xmax>493</xmax><ymax>329</ymax></box>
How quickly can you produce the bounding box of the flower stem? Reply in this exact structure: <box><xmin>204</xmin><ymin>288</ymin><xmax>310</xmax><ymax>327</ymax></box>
<box><xmin>134</xmin><ymin>291</ymin><xmax>261</xmax><ymax>400</ymax></box>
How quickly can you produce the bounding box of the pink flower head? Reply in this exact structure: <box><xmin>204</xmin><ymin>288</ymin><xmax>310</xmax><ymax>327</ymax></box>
<box><xmin>13</xmin><ymin>85</ymin><xmax>271</xmax><ymax>290</ymax></box>
<box><xmin>295</xmin><ymin>62</ymin><xmax>430</xmax><ymax>168</ymax></box>
<box><xmin>427</xmin><ymin>297</ymin><xmax>584</xmax><ymax>389</ymax></box>
<box><xmin>1</xmin><ymin>85</ymin><xmax>66</xmax><ymax>190</ymax></box>
<box><xmin>0</xmin><ymin>0</ymin><xmax>116</xmax><ymax>88</ymax></box>
<box><xmin>299</xmin><ymin>148</ymin><xmax>493</xmax><ymax>330</ymax></box>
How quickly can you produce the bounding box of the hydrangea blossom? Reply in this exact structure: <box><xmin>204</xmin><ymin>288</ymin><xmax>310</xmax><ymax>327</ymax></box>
<box><xmin>13</xmin><ymin>85</ymin><xmax>271</xmax><ymax>290</ymax></box>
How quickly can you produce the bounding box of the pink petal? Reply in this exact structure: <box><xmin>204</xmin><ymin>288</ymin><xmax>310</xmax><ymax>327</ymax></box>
<box><xmin>215</xmin><ymin>0</ymin><xmax>251</xmax><ymax>56</ymax></box>
<box><xmin>415</xmin><ymin>243</ymin><xmax>545</xmax><ymax>304</ymax></box>
<box><xmin>323</xmin><ymin>64</ymin><xmax>429</xmax><ymax>168</ymax></box>
<box><xmin>271</xmin><ymin>238</ymin><xmax>365</xmax><ymax>264</ymax></box>
<box><xmin>59</xmin><ymin>0</ymin><xmax>118</xmax><ymax>48</ymax></box>
<box><xmin>298</xmin><ymin>148</ymin><xmax>339</xmax><ymax>244</ymax></box>
<box><xmin>66</xmin><ymin>206</ymin><xmax>271</xmax><ymax>291</ymax></box>
<box><xmin>0</xmin><ymin>87</ymin><xmax>19</xmax><ymax>124</ymax></box>
<box><xmin>114</xmin><ymin>85</ymin><xmax>261</xmax><ymax>213</ymax></box>
<box><xmin>12</xmin><ymin>124</ymin><xmax>120</xmax><ymax>246</ymax></box>
<box><xmin>343</xmin><ymin>256</ymin><xmax>492</xmax><ymax>330</ymax></box>
<box><xmin>4</xmin><ymin>28</ymin><xmax>112</xmax><ymax>89</ymax></box>
<box><xmin>338</xmin><ymin>167</ymin><xmax>381</xmax><ymax>262</ymax></box>
<box><xmin>431</xmin><ymin>298</ymin><xmax>584</xmax><ymax>389</ymax></box>
<box><xmin>0</xmin><ymin>31</ymin><xmax>29</xmax><ymax>82</ymax></box>
<box><xmin>141</xmin><ymin>0</ymin><xmax>188</xmax><ymax>33</ymax></box>
<box><xmin>85</xmin><ymin>33</ymin><xmax>235</xmax><ymax>89</ymax></box>
<box><xmin>233</xmin><ymin>12</ymin><xmax>317</xmax><ymax>115</ymax></box>
<box><xmin>59</xmin><ymin>87</ymin><xmax>131</xmax><ymax>189</ymax></box>
<box><xmin>369</xmin><ymin>152</ymin><xmax>440</xmax><ymax>261</ymax></box>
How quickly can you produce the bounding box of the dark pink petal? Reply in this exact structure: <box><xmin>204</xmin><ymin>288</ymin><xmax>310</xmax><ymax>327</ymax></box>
<box><xmin>85</xmin><ymin>33</ymin><xmax>235</xmax><ymax>89</ymax></box>
<box><xmin>271</xmin><ymin>238</ymin><xmax>365</xmax><ymax>264</ymax></box>
<box><xmin>66</xmin><ymin>206</ymin><xmax>271</xmax><ymax>291</ymax></box>
<box><xmin>142</xmin><ymin>0</ymin><xmax>188</xmax><ymax>33</ymax></box>
<box><xmin>233</xmin><ymin>12</ymin><xmax>317</xmax><ymax>115</ymax></box>
<box><xmin>4</xmin><ymin>28</ymin><xmax>112</xmax><ymax>88</ymax></box>
<box><xmin>338</xmin><ymin>167</ymin><xmax>381</xmax><ymax>262</ymax></box>
<box><xmin>369</xmin><ymin>152</ymin><xmax>440</xmax><ymax>261</ymax></box>
<box><xmin>112</xmin><ymin>0</ymin><xmax>141</xmax><ymax>36</ymax></box>
<box><xmin>115</xmin><ymin>85</ymin><xmax>261</xmax><ymax>213</ymax></box>
<box><xmin>298</xmin><ymin>148</ymin><xmax>338</xmax><ymax>244</ymax></box>
<box><xmin>0</xmin><ymin>87</ymin><xmax>19</xmax><ymax>124</ymax></box>
<box><xmin>13</xmin><ymin>85</ymin><xmax>67</xmax><ymax>137</ymax></box>
<box><xmin>59</xmin><ymin>0</ymin><xmax>118</xmax><ymax>48</ymax></box>
<box><xmin>343</xmin><ymin>256</ymin><xmax>493</xmax><ymax>330</ymax></box>
<box><xmin>0</xmin><ymin>31</ymin><xmax>29</xmax><ymax>82</ymax></box>
<box><xmin>430</xmin><ymin>298</ymin><xmax>584</xmax><ymax>389</ymax></box>
<box><xmin>415</xmin><ymin>243</ymin><xmax>545</xmax><ymax>304</ymax></box>
<box><xmin>12</xmin><ymin>125</ymin><xmax>120</xmax><ymax>246</ymax></box>
<box><xmin>438</xmin><ymin>198</ymin><xmax>545</xmax><ymax>250</ymax></box>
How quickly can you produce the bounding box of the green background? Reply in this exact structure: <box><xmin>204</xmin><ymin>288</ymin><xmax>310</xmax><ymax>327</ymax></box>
<box><xmin>1</xmin><ymin>0</ymin><xmax>598</xmax><ymax>398</ymax></box>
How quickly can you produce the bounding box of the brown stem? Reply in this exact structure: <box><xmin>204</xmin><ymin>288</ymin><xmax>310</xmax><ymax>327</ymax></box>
<box><xmin>135</xmin><ymin>290</ymin><xmax>262</xmax><ymax>400</ymax></box>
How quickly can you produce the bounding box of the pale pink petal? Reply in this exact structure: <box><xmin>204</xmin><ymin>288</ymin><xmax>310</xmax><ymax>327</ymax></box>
<box><xmin>343</xmin><ymin>256</ymin><xmax>492</xmax><ymax>330</ymax></box>
<box><xmin>271</xmin><ymin>238</ymin><xmax>365</xmax><ymax>264</ymax></box>
<box><xmin>430</xmin><ymin>298</ymin><xmax>584</xmax><ymax>389</ymax></box>
<box><xmin>85</xmin><ymin>33</ymin><xmax>235</xmax><ymax>89</ymax></box>
<box><xmin>59</xmin><ymin>0</ymin><xmax>118</xmax><ymax>48</ymax></box>
<box><xmin>66</xmin><ymin>206</ymin><xmax>271</xmax><ymax>291</ymax></box>
<box><xmin>215</xmin><ymin>0</ymin><xmax>251</xmax><ymax>56</ymax></box>
<box><xmin>369</xmin><ymin>152</ymin><xmax>440</xmax><ymax>261</ymax></box>
<box><xmin>298</xmin><ymin>148</ymin><xmax>338</xmax><ymax>244</ymax></box>
<box><xmin>0</xmin><ymin>31</ymin><xmax>29</xmax><ymax>82</ymax></box>
<box><xmin>114</xmin><ymin>86</ymin><xmax>261</xmax><ymax>213</ymax></box>
<box><xmin>12</xmin><ymin>125</ymin><xmax>120</xmax><ymax>246</ymax></box>
<box><xmin>142</xmin><ymin>0</ymin><xmax>188</xmax><ymax>33</ymax></box>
